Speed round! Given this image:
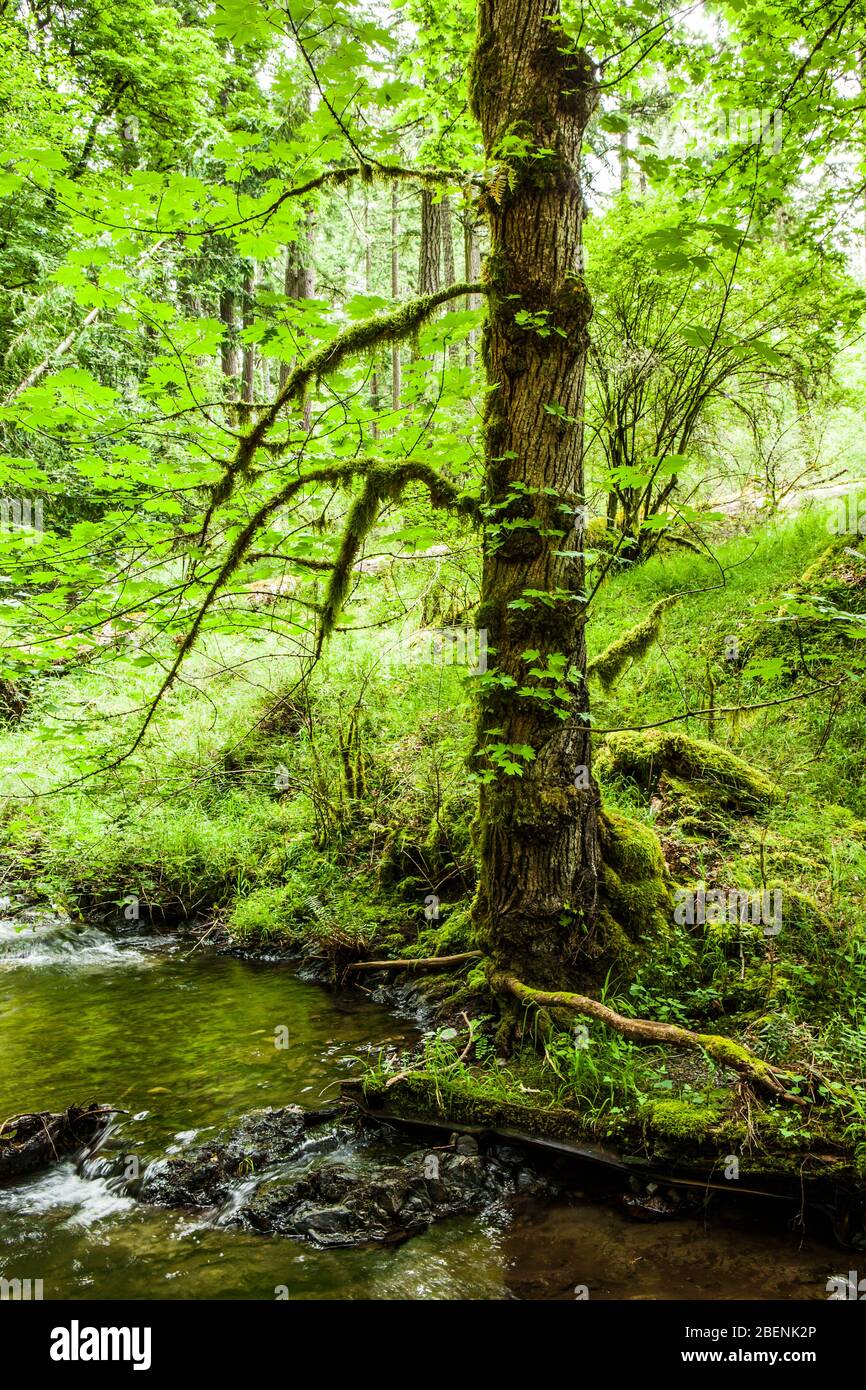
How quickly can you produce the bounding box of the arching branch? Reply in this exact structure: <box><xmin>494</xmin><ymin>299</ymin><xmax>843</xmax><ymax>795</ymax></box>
<box><xmin>317</xmin><ymin>460</ymin><xmax>480</xmax><ymax>650</ymax></box>
<box><xmin>201</xmin><ymin>279</ymin><xmax>486</xmax><ymax>537</ymax></box>
<box><xmin>122</xmin><ymin>455</ymin><xmax>479</xmax><ymax>757</ymax></box>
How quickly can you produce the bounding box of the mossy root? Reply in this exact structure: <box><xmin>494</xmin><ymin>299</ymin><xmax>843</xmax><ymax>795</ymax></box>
<box><xmin>494</xmin><ymin>973</ymin><xmax>806</xmax><ymax>1104</ymax></box>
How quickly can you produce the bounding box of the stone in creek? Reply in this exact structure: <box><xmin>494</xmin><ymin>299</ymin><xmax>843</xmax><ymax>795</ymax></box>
<box><xmin>139</xmin><ymin>1107</ymin><xmax>554</xmax><ymax>1248</ymax></box>
<box><xmin>138</xmin><ymin>1106</ymin><xmax>334</xmax><ymax>1208</ymax></box>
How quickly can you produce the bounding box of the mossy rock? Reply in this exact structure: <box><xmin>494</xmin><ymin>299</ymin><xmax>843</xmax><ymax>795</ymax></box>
<box><xmin>596</xmin><ymin>730</ymin><xmax>777</xmax><ymax>810</ymax></box>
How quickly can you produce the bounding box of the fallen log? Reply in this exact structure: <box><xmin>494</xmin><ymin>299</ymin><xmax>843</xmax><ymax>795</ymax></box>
<box><xmin>0</xmin><ymin>1104</ymin><xmax>113</xmax><ymax>1182</ymax></box>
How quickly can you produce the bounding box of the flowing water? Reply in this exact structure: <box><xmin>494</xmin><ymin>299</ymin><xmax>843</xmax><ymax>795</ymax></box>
<box><xmin>0</xmin><ymin>913</ymin><xmax>847</xmax><ymax>1300</ymax></box>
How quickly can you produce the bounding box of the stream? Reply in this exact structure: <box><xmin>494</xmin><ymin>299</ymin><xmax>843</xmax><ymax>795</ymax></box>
<box><xmin>0</xmin><ymin>913</ymin><xmax>847</xmax><ymax>1301</ymax></box>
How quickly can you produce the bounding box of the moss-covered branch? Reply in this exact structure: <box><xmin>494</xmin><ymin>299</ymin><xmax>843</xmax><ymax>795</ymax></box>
<box><xmin>317</xmin><ymin>460</ymin><xmax>480</xmax><ymax>649</ymax></box>
<box><xmin>588</xmin><ymin>595</ymin><xmax>680</xmax><ymax>690</ymax></box>
<box><xmin>203</xmin><ymin>280</ymin><xmax>486</xmax><ymax>535</ymax></box>
<box><xmin>125</xmin><ymin>462</ymin><xmax>362</xmax><ymax>759</ymax></box>
<box><xmin>494</xmin><ymin>973</ymin><xmax>806</xmax><ymax>1104</ymax></box>
<box><xmin>344</xmin><ymin>951</ymin><xmax>482</xmax><ymax>973</ymax></box>
<box><xmin>125</xmin><ymin>455</ymin><xmax>479</xmax><ymax>755</ymax></box>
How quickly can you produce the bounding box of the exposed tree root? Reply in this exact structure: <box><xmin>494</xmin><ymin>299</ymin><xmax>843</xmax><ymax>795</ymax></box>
<box><xmin>495</xmin><ymin>973</ymin><xmax>807</xmax><ymax>1105</ymax></box>
<box><xmin>344</xmin><ymin>951</ymin><xmax>482</xmax><ymax>974</ymax></box>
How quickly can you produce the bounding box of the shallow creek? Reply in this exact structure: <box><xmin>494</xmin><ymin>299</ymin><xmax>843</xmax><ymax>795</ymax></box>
<box><xmin>0</xmin><ymin>916</ymin><xmax>846</xmax><ymax>1300</ymax></box>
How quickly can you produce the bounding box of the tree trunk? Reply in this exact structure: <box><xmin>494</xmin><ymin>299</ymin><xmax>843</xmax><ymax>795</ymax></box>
<box><xmin>219</xmin><ymin>290</ymin><xmax>240</xmax><ymax>385</ymax></box>
<box><xmin>391</xmin><ymin>187</ymin><xmax>402</xmax><ymax>414</ymax></box>
<box><xmin>619</xmin><ymin>127</ymin><xmax>630</xmax><ymax>193</ymax></box>
<box><xmin>241</xmin><ymin>270</ymin><xmax>256</xmax><ymax>405</ymax></box>
<box><xmin>463</xmin><ymin>207</ymin><xmax>482</xmax><ymax>365</ymax></box>
<box><xmin>365</xmin><ymin>192</ymin><xmax>381</xmax><ymax>439</ymax></box>
<box><xmin>419</xmin><ymin>188</ymin><xmax>442</xmax><ymax>295</ymax></box>
<box><xmin>441</xmin><ymin>195</ymin><xmax>460</xmax><ymax>364</ymax></box>
<box><xmin>280</xmin><ymin>212</ymin><xmax>316</xmax><ymax>430</ymax></box>
<box><xmin>470</xmin><ymin>0</ymin><xmax>600</xmax><ymax>987</ymax></box>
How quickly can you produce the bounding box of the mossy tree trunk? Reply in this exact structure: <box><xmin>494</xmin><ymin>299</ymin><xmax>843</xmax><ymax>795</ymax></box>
<box><xmin>469</xmin><ymin>0</ymin><xmax>601</xmax><ymax>986</ymax></box>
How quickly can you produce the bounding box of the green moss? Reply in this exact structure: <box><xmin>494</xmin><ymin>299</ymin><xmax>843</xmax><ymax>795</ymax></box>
<box><xmin>588</xmin><ymin>595</ymin><xmax>680</xmax><ymax>690</ymax></box>
<box><xmin>643</xmin><ymin>1098</ymin><xmax>720</xmax><ymax>1143</ymax></box>
<box><xmin>596</xmin><ymin>730</ymin><xmax>777</xmax><ymax>809</ymax></box>
<box><xmin>586</xmin><ymin>515</ymin><xmax>615</xmax><ymax>554</ymax></box>
<box><xmin>600</xmin><ymin>807</ymin><xmax>666</xmax><ymax>880</ymax></box>
<box><xmin>594</xmin><ymin>810</ymin><xmax>674</xmax><ymax>964</ymax></box>
<box><xmin>413</xmin><ymin>903</ymin><xmax>477</xmax><ymax>958</ymax></box>
<box><xmin>379</xmin><ymin>789</ymin><xmax>476</xmax><ymax>894</ymax></box>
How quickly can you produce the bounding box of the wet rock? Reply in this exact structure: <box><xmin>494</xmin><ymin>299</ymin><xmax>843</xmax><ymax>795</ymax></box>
<box><xmin>617</xmin><ymin>1187</ymin><xmax>682</xmax><ymax>1221</ymax></box>
<box><xmin>138</xmin><ymin>1107</ymin><xmax>555</xmax><ymax>1247</ymax></box>
<box><xmin>453</xmin><ymin>1133</ymin><xmax>479</xmax><ymax>1156</ymax></box>
<box><xmin>139</xmin><ymin>1105</ymin><xmax>328</xmax><ymax>1208</ymax></box>
<box><xmin>0</xmin><ymin>1104</ymin><xmax>111</xmax><ymax>1182</ymax></box>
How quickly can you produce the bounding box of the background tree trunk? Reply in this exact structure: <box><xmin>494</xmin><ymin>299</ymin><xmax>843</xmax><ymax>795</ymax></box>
<box><xmin>280</xmin><ymin>213</ymin><xmax>316</xmax><ymax>430</ymax></box>
<box><xmin>391</xmin><ymin>187</ymin><xmax>402</xmax><ymax>415</ymax></box>
<box><xmin>219</xmin><ymin>289</ymin><xmax>239</xmax><ymax>385</ymax></box>
<box><xmin>365</xmin><ymin>192</ymin><xmax>381</xmax><ymax>440</ymax></box>
<box><xmin>470</xmin><ymin>0</ymin><xmax>600</xmax><ymax>987</ymax></box>
<box><xmin>418</xmin><ymin>188</ymin><xmax>442</xmax><ymax>295</ymax></box>
<box><xmin>241</xmin><ymin>270</ymin><xmax>256</xmax><ymax>405</ymax></box>
<box><xmin>441</xmin><ymin>195</ymin><xmax>459</xmax><ymax>364</ymax></box>
<box><xmin>463</xmin><ymin>206</ymin><xmax>482</xmax><ymax>365</ymax></box>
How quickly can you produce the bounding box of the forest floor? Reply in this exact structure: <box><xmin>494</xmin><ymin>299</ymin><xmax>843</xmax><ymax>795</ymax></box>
<box><xmin>2</xmin><ymin>504</ymin><xmax>866</xmax><ymax>1230</ymax></box>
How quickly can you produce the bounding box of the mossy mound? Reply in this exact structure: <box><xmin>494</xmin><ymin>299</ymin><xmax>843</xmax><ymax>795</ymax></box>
<box><xmin>411</xmin><ymin>903</ymin><xmax>477</xmax><ymax>958</ymax></box>
<box><xmin>586</xmin><ymin>516</ymin><xmax>616</xmax><ymax>556</ymax></box>
<box><xmin>742</xmin><ymin>534</ymin><xmax>866</xmax><ymax>674</ymax></box>
<box><xmin>701</xmin><ymin>886</ymin><xmax>838</xmax><ymax>1012</ymax></box>
<box><xmin>379</xmin><ymin>789</ymin><xmax>476</xmax><ymax>894</ymax></box>
<box><xmin>593</xmin><ymin>809</ymin><xmax>675</xmax><ymax>968</ymax></box>
<box><xmin>643</xmin><ymin>1097</ymin><xmax>722</xmax><ymax>1145</ymax></box>
<box><xmin>596</xmin><ymin>730</ymin><xmax>777</xmax><ymax>810</ymax></box>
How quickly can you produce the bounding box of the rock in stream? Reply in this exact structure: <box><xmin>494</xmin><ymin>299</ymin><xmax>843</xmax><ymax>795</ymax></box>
<box><xmin>137</xmin><ymin>1105</ymin><xmax>551</xmax><ymax>1247</ymax></box>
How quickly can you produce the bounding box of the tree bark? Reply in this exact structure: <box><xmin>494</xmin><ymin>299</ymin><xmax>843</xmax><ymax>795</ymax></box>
<box><xmin>241</xmin><ymin>270</ymin><xmax>256</xmax><ymax>405</ymax></box>
<box><xmin>365</xmin><ymin>192</ymin><xmax>381</xmax><ymax>439</ymax></box>
<box><xmin>470</xmin><ymin>0</ymin><xmax>600</xmax><ymax>986</ymax></box>
<box><xmin>391</xmin><ymin>187</ymin><xmax>402</xmax><ymax>413</ymax></box>
<box><xmin>441</xmin><ymin>194</ymin><xmax>460</xmax><ymax>363</ymax></box>
<box><xmin>419</xmin><ymin>188</ymin><xmax>442</xmax><ymax>295</ymax></box>
<box><xmin>220</xmin><ymin>289</ymin><xmax>240</xmax><ymax>385</ymax></box>
<box><xmin>279</xmin><ymin>212</ymin><xmax>316</xmax><ymax>429</ymax></box>
<box><xmin>463</xmin><ymin>206</ymin><xmax>482</xmax><ymax>364</ymax></box>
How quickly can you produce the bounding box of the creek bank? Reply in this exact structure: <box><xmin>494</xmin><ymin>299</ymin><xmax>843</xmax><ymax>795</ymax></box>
<box><xmin>355</xmin><ymin>1071</ymin><xmax>866</xmax><ymax>1248</ymax></box>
